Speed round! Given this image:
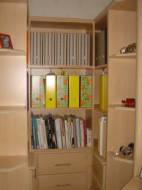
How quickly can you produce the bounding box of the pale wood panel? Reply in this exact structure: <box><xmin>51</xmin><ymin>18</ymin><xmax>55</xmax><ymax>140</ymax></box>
<box><xmin>0</xmin><ymin>156</ymin><xmax>27</xmax><ymax>169</ymax></box>
<box><xmin>0</xmin><ymin>110</ymin><xmax>27</xmax><ymax>155</ymax></box>
<box><xmin>108</xmin><ymin>10</ymin><xmax>136</xmax><ymax>56</ymax></box>
<box><xmin>106</xmin><ymin>153</ymin><xmax>133</xmax><ymax>190</ymax></box>
<box><xmin>0</xmin><ymin>56</ymin><xmax>27</xmax><ymax>106</ymax></box>
<box><xmin>0</xmin><ymin>2</ymin><xmax>27</xmax><ymax>51</ymax></box>
<box><xmin>38</xmin><ymin>173</ymin><xmax>88</xmax><ymax>190</ymax></box>
<box><xmin>122</xmin><ymin>177</ymin><xmax>142</xmax><ymax>190</ymax></box>
<box><xmin>37</xmin><ymin>152</ymin><xmax>88</xmax><ymax>175</ymax></box>
<box><xmin>0</xmin><ymin>166</ymin><xmax>32</xmax><ymax>190</ymax></box>
<box><xmin>108</xmin><ymin>58</ymin><xmax>136</xmax><ymax>105</ymax></box>
<box><xmin>134</xmin><ymin>0</ymin><xmax>142</xmax><ymax>176</ymax></box>
<box><xmin>107</xmin><ymin>107</ymin><xmax>135</xmax><ymax>152</ymax></box>
<box><xmin>110</xmin><ymin>0</ymin><xmax>136</xmax><ymax>11</ymax></box>
<box><xmin>92</xmin><ymin>153</ymin><xmax>106</xmax><ymax>188</ymax></box>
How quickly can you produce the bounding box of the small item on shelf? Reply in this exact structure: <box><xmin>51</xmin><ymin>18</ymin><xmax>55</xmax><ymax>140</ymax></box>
<box><xmin>122</xmin><ymin>98</ymin><xmax>135</xmax><ymax>107</ymax></box>
<box><xmin>119</xmin><ymin>142</ymin><xmax>134</xmax><ymax>157</ymax></box>
<box><xmin>0</xmin><ymin>33</ymin><xmax>13</xmax><ymax>49</ymax></box>
<box><xmin>120</xmin><ymin>43</ymin><xmax>136</xmax><ymax>54</ymax></box>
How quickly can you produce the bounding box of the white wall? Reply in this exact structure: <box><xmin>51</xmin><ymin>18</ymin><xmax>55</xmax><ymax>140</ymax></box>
<box><xmin>29</xmin><ymin>0</ymin><xmax>112</xmax><ymax>19</ymax></box>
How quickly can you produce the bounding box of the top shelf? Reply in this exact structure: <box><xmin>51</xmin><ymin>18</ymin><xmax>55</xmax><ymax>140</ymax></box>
<box><xmin>0</xmin><ymin>49</ymin><xmax>26</xmax><ymax>56</ymax></box>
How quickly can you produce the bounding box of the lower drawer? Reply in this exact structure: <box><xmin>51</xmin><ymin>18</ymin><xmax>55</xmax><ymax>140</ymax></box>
<box><xmin>38</xmin><ymin>173</ymin><xmax>88</xmax><ymax>190</ymax></box>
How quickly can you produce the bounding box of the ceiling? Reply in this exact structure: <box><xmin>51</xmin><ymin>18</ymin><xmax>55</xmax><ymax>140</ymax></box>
<box><xmin>29</xmin><ymin>0</ymin><xmax>113</xmax><ymax>19</ymax></box>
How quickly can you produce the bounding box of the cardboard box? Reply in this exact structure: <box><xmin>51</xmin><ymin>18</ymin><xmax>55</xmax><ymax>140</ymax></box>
<box><xmin>46</xmin><ymin>75</ymin><xmax>56</xmax><ymax>108</ymax></box>
<box><xmin>69</xmin><ymin>76</ymin><xmax>79</xmax><ymax>108</ymax></box>
<box><xmin>57</xmin><ymin>75</ymin><xmax>68</xmax><ymax>108</ymax></box>
<box><xmin>80</xmin><ymin>75</ymin><xmax>92</xmax><ymax>108</ymax></box>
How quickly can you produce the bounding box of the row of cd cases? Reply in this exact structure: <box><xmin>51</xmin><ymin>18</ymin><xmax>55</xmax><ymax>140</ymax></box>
<box><xmin>30</xmin><ymin>31</ymin><xmax>91</xmax><ymax>66</ymax></box>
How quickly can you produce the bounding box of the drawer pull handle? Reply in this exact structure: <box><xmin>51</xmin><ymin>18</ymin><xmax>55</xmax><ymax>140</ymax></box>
<box><xmin>56</xmin><ymin>184</ymin><xmax>71</xmax><ymax>187</ymax></box>
<box><xmin>55</xmin><ymin>163</ymin><xmax>71</xmax><ymax>167</ymax></box>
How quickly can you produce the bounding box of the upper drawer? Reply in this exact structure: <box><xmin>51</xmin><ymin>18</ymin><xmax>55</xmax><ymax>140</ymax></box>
<box><xmin>37</xmin><ymin>152</ymin><xmax>88</xmax><ymax>175</ymax></box>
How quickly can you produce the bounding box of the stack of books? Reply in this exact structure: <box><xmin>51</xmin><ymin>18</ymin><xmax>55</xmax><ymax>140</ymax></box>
<box><xmin>30</xmin><ymin>31</ymin><xmax>90</xmax><ymax>66</ymax></box>
<box><xmin>31</xmin><ymin>114</ymin><xmax>92</xmax><ymax>150</ymax></box>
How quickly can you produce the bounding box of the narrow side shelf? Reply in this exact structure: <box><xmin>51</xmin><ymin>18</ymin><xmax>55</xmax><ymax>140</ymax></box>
<box><xmin>95</xmin><ymin>64</ymin><xmax>107</xmax><ymax>70</ymax></box>
<box><xmin>109</xmin><ymin>105</ymin><xmax>136</xmax><ymax>112</ymax></box>
<box><xmin>110</xmin><ymin>52</ymin><xmax>136</xmax><ymax>59</ymax></box>
<box><xmin>0</xmin><ymin>48</ymin><xmax>26</xmax><ymax>56</ymax></box>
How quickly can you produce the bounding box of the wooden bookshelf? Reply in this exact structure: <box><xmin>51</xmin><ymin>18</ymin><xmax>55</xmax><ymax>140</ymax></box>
<box><xmin>93</xmin><ymin>0</ymin><xmax>137</xmax><ymax>190</ymax></box>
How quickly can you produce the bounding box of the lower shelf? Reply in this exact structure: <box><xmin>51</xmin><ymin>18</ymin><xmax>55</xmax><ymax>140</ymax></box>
<box><xmin>30</xmin><ymin>146</ymin><xmax>92</xmax><ymax>153</ymax></box>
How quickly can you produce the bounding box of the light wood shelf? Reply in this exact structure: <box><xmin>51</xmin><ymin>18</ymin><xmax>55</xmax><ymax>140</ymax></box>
<box><xmin>0</xmin><ymin>105</ymin><xmax>26</xmax><ymax>111</ymax></box>
<box><xmin>30</xmin><ymin>107</ymin><xmax>94</xmax><ymax>112</ymax></box>
<box><xmin>95</xmin><ymin>64</ymin><xmax>107</xmax><ymax>70</ymax></box>
<box><xmin>28</xmin><ymin>65</ymin><xmax>95</xmax><ymax>70</ymax></box>
<box><xmin>109</xmin><ymin>105</ymin><xmax>136</xmax><ymax>112</ymax></box>
<box><xmin>110</xmin><ymin>52</ymin><xmax>136</xmax><ymax>59</ymax></box>
<box><xmin>109</xmin><ymin>151</ymin><xmax>134</xmax><ymax>164</ymax></box>
<box><xmin>0</xmin><ymin>48</ymin><xmax>26</xmax><ymax>56</ymax></box>
<box><xmin>30</xmin><ymin>147</ymin><xmax>91</xmax><ymax>154</ymax></box>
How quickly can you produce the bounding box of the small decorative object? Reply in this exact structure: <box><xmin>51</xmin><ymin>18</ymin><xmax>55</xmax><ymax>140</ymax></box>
<box><xmin>120</xmin><ymin>43</ymin><xmax>136</xmax><ymax>54</ymax></box>
<box><xmin>119</xmin><ymin>143</ymin><xmax>134</xmax><ymax>157</ymax></box>
<box><xmin>0</xmin><ymin>33</ymin><xmax>13</xmax><ymax>49</ymax></box>
<box><xmin>122</xmin><ymin>98</ymin><xmax>135</xmax><ymax>107</ymax></box>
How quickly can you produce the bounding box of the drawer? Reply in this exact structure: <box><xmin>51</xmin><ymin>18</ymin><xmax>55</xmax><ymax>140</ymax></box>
<box><xmin>38</xmin><ymin>173</ymin><xmax>88</xmax><ymax>190</ymax></box>
<box><xmin>37</xmin><ymin>152</ymin><xmax>88</xmax><ymax>175</ymax></box>
<box><xmin>92</xmin><ymin>154</ymin><xmax>106</xmax><ymax>187</ymax></box>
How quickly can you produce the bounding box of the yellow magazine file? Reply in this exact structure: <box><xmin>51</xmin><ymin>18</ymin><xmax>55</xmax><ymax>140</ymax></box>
<box><xmin>46</xmin><ymin>75</ymin><xmax>56</xmax><ymax>108</ymax></box>
<box><xmin>99</xmin><ymin>72</ymin><xmax>108</xmax><ymax>112</ymax></box>
<box><xmin>69</xmin><ymin>76</ymin><xmax>79</xmax><ymax>108</ymax></box>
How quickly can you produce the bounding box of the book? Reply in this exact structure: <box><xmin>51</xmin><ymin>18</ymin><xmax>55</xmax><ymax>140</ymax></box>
<box><xmin>55</xmin><ymin>118</ymin><xmax>62</xmax><ymax>149</ymax></box>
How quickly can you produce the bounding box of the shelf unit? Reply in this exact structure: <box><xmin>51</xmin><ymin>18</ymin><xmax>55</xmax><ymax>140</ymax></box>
<box><xmin>0</xmin><ymin>0</ymin><xmax>27</xmax><ymax>157</ymax></box>
<box><xmin>28</xmin><ymin>17</ymin><xmax>94</xmax><ymax>190</ymax></box>
<box><xmin>93</xmin><ymin>0</ymin><xmax>137</xmax><ymax>190</ymax></box>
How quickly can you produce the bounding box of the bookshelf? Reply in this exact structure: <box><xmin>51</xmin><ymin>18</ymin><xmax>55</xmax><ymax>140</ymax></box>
<box><xmin>93</xmin><ymin>0</ymin><xmax>137</xmax><ymax>190</ymax></box>
<box><xmin>28</xmin><ymin>17</ymin><xmax>94</xmax><ymax>190</ymax></box>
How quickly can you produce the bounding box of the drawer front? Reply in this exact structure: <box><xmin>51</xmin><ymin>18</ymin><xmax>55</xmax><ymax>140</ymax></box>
<box><xmin>92</xmin><ymin>155</ymin><xmax>106</xmax><ymax>187</ymax></box>
<box><xmin>37</xmin><ymin>152</ymin><xmax>88</xmax><ymax>174</ymax></box>
<box><xmin>38</xmin><ymin>173</ymin><xmax>88</xmax><ymax>190</ymax></box>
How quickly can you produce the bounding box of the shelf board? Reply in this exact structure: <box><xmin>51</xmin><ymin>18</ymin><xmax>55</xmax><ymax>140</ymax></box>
<box><xmin>113</xmin><ymin>155</ymin><xmax>134</xmax><ymax>164</ymax></box>
<box><xmin>30</xmin><ymin>147</ymin><xmax>91</xmax><ymax>154</ymax></box>
<box><xmin>0</xmin><ymin>48</ymin><xmax>26</xmax><ymax>56</ymax></box>
<box><xmin>110</xmin><ymin>52</ymin><xmax>136</xmax><ymax>59</ymax></box>
<box><xmin>0</xmin><ymin>105</ymin><xmax>26</xmax><ymax>111</ymax></box>
<box><xmin>30</xmin><ymin>107</ymin><xmax>94</xmax><ymax>112</ymax></box>
<box><xmin>28</xmin><ymin>65</ymin><xmax>95</xmax><ymax>70</ymax></box>
<box><xmin>109</xmin><ymin>105</ymin><xmax>136</xmax><ymax>111</ymax></box>
<box><xmin>95</xmin><ymin>64</ymin><xmax>107</xmax><ymax>70</ymax></box>
<box><xmin>109</xmin><ymin>151</ymin><xmax>134</xmax><ymax>164</ymax></box>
